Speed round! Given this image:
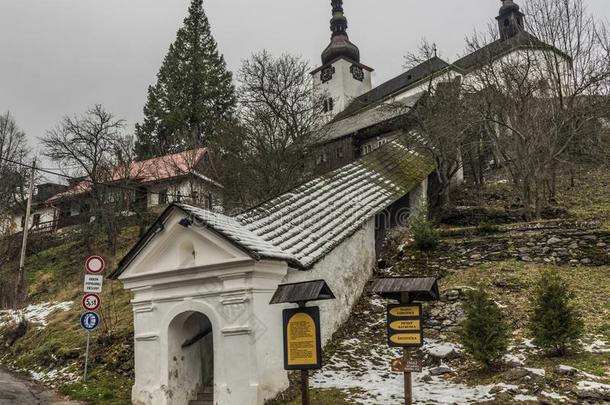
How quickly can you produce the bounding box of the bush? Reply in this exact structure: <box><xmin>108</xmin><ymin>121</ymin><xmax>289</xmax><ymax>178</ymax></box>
<box><xmin>529</xmin><ymin>271</ymin><xmax>584</xmax><ymax>356</ymax></box>
<box><xmin>458</xmin><ymin>287</ymin><xmax>509</xmax><ymax>369</ymax></box>
<box><xmin>410</xmin><ymin>203</ymin><xmax>440</xmax><ymax>251</ymax></box>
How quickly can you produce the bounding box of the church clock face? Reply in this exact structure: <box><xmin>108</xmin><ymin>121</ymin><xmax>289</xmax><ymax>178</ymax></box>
<box><xmin>351</xmin><ymin>65</ymin><xmax>364</xmax><ymax>82</ymax></box>
<box><xmin>320</xmin><ymin>66</ymin><xmax>335</xmax><ymax>83</ymax></box>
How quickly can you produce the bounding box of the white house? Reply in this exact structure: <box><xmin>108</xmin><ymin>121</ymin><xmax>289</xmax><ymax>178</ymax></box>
<box><xmin>7</xmin><ymin>148</ymin><xmax>223</xmax><ymax>235</ymax></box>
<box><xmin>110</xmin><ymin>135</ymin><xmax>435</xmax><ymax>405</ymax></box>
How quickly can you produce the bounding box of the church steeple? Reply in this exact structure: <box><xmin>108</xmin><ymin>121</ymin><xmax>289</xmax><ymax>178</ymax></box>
<box><xmin>496</xmin><ymin>0</ymin><xmax>526</xmax><ymax>41</ymax></box>
<box><xmin>321</xmin><ymin>0</ymin><xmax>360</xmax><ymax>65</ymax></box>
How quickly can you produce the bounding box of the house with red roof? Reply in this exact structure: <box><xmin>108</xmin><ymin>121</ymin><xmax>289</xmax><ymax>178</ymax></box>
<box><xmin>11</xmin><ymin>148</ymin><xmax>223</xmax><ymax>234</ymax></box>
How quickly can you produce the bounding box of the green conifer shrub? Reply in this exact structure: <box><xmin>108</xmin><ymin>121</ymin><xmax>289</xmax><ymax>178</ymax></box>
<box><xmin>529</xmin><ymin>271</ymin><xmax>584</xmax><ymax>356</ymax></box>
<box><xmin>458</xmin><ymin>287</ymin><xmax>509</xmax><ymax>369</ymax></box>
<box><xmin>409</xmin><ymin>203</ymin><xmax>440</xmax><ymax>251</ymax></box>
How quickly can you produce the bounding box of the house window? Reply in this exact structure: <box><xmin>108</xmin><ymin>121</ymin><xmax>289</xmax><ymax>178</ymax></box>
<box><xmin>158</xmin><ymin>189</ymin><xmax>168</xmax><ymax>205</ymax></box>
<box><xmin>21</xmin><ymin>216</ymin><xmax>25</xmax><ymax>228</ymax></box>
<box><xmin>323</xmin><ymin>97</ymin><xmax>334</xmax><ymax>113</ymax></box>
<box><xmin>205</xmin><ymin>192</ymin><xmax>213</xmax><ymax>210</ymax></box>
<box><xmin>33</xmin><ymin>214</ymin><xmax>41</xmax><ymax>227</ymax></box>
<box><xmin>322</xmin><ymin>152</ymin><xmax>328</xmax><ymax>163</ymax></box>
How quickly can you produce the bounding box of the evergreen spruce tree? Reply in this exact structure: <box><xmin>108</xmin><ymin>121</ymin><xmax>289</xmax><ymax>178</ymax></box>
<box><xmin>458</xmin><ymin>287</ymin><xmax>509</xmax><ymax>369</ymax></box>
<box><xmin>135</xmin><ymin>0</ymin><xmax>236</xmax><ymax>158</ymax></box>
<box><xmin>529</xmin><ymin>271</ymin><xmax>584</xmax><ymax>356</ymax></box>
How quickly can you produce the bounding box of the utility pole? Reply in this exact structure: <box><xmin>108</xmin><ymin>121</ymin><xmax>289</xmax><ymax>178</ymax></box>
<box><xmin>15</xmin><ymin>159</ymin><xmax>36</xmax><ymax>307</ymax></box>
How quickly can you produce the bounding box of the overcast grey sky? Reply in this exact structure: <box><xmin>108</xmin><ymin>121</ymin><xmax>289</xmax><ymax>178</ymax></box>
<box><xmin>1</xmin><ymin>0</ymin><xmax>608</xmax><ymax>156</ymax></box>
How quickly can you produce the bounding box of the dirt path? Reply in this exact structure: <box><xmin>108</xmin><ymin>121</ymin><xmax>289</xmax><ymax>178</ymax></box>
<box><xmin>0</xmin><ymin>367</ymin><xmax>80</xmax><ymax>405</ymax></box>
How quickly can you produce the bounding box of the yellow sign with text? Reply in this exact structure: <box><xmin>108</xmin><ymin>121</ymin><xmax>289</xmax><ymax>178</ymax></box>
<box><xmin>389</xmin><ymin>333</ymin><xmax>422</xmax><ymax>346</ymax></box>
<box><xmin>389</xmin><ymin>319</ymin><xmax>421</xmax><ymax>332</ymax></box>
<box><xmin>286</xmin><ymin>312</ymin><xmax>318</xmax><ymax>367</ymax></box>
<box><xmin>389</xmin><ymin>306</ymin><xmax>420</xmax><ymax>317</ymax></box>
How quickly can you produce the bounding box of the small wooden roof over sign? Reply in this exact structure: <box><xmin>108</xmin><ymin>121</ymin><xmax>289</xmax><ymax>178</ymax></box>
<box><xmin>270</xmin><ymin>280</ymin><xmax>336</xmax><ymax>305</ymax></box>
<box><xmin>369</xmin><ymin>277</ymin><xmax>440</xmax><ymax>302</ymax></box>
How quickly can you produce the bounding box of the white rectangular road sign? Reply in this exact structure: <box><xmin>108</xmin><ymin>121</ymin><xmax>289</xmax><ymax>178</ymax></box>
<box><xmin>84</xmin><ymin>275</ymin><xmax>104</xmax><ymax>293</ymax></box>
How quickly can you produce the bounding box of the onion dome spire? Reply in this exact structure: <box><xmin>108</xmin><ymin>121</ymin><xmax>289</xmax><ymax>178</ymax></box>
<box><xmin>321</xmin><ymin>0</ymin><xmax>360</xmax><ymax>65</ymax></box>
<box><xmin>497</xmin><ymin>0</ymin><xmax>526</xmax><ymax>40</ymax></box>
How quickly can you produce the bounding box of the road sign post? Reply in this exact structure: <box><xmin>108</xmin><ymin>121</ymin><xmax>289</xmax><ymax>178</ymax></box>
<box><xmin>81</xmin><ymin>255</ymin><xmax>105</xmax><ymax>382</ymax></box>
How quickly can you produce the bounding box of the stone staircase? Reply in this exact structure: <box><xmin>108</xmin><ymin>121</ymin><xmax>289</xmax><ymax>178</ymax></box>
<box><xmin>188</xmin><ymin>392</ymin><xmax>213</xmax><ymax>405</ymax></box>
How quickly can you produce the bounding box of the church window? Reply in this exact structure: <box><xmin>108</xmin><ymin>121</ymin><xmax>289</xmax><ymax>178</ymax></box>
<box><xmin>504</xmin><ymin>19</ymin><xmax>510</xmax><ymax>27</ymax></box>
<box><xmin>323</xmin><ymin>97</ymin><xmax>334</xmax><ymax>113</ymax></box>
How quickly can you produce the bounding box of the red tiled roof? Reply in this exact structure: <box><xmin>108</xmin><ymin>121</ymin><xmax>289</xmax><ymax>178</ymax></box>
<box><xmin>47</xmin><ymin>148</ymin><xmax>208</xmax><ymax>203</ymax></box>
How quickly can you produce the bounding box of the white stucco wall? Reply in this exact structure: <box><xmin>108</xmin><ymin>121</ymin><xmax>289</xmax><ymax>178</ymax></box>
<box><xmin>11</xmin><ymin>206</ymin><xmax>57</xmax><ymax>234</ymax></box>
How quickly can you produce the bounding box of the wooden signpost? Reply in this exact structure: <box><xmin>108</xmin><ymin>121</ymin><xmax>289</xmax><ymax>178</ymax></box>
<box><xmin>369</xmin><ymin>277</ymin><xmax>440</xmax><ymax>405</ymax></box>
<box><xmin>270</xmin><ymin>280</ymin><xmax>336</xmax><ymax>405</ymax></box>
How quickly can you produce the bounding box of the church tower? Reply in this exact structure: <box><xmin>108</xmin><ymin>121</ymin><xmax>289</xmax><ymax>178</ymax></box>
<box><xmin>496</xmin><ymin>0</ymin><xmax>526</xmax><ymax>41</ymax></box>
<box><xmin>312</xmin><ymin>0</ymin><xmax>373</xmax><ymax>122</ymax></box>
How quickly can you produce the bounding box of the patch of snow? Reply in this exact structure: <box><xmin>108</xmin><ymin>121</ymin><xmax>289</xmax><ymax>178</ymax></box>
<box><xmin>582</xmin><ymin>337</ymin><xmax>610</xmax><ymax>354</ymax></box>
<box><xmin>577</xmin><ymin>381</ymin><xmax>610</xmax><ymax>391</ymax></box>
<box><xmin>514</xmin><ymin>394</ymin><xmax>538</xmax><ymax>401</ymax></box>
<box><xmin>541</xmin><ymin>390</ymin><xmax>568</xmax><ymax>401</ymax></box>
<box><xmin>0</xmin><ymin>301</ymin><xmax>73</xmax><ymax>330</ymax></box>
<box><xmin>503</xmin><ymin>353</ymin><xmax>525</xmax><ymax>366</ymax></box>
<box><xmin>524</xmin><ymin>367</ymin><xmax>546</xmax><ymax>377</ymax></box>
<box><xmin>312</xmin><ymin>339</ymin><xmax>501</xmax><ymax>404</ymax></box>
<box><xmin>424</xmin><ymin>340</ymin><xmax>461</xmax><ymax>358</ymax></box>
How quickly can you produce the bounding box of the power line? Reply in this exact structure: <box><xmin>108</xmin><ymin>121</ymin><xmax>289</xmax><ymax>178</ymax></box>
<box><xmin>0</xmin><ymin>156</ymin><xmax>210</xmax><ymax>201</ymax></box>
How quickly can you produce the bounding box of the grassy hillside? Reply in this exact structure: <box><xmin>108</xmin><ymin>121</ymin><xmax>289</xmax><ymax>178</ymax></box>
<box><xmin>0</xmin><ymin>225</ymin><xmax>141</xmax><ymax>404</ymax></box>
<box><xmin>0</xmin><ymin>166</ymin><xmax>607</xmax><ymax>404</ymax></box>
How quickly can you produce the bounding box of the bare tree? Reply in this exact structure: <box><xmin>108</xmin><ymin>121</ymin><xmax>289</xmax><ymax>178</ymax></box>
<box><xmin>403</xmin><ymin>38</ymin><xmax>441</xmax><ymax>70</ymax></box>
<box><xmin>0</xmin><ymin>112</ymin><xmax>30</xmax><ymax>218</ymax></box>
<box><xmin>41</xmin><ymin>105</ymin><xmax>127</xmax><ymax>251</ymax></box>
<box><xmin>211</xmin><ymin>51</ymin><xmax>323</xmax><ymax>209</ymax></box>
<box><xmin>464</xmin><ymin>0</ymin><xmax>610</xmax><ymax>218</ymax></box>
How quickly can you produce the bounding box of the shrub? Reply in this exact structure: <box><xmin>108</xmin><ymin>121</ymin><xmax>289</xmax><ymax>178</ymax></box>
<box><xmin>529</xmin><ymin>271</ymin><xmax>584</xmax><ymax>356</ymax></box>
<box><xmin>409</xmin><ymin>203</ymin><xmax>440</xmax><ymax>251</ymax></box>
<box><xmin>458</xmin><ymin>287</ymin><xmax>509</xmax><ymax>369</ymax></box>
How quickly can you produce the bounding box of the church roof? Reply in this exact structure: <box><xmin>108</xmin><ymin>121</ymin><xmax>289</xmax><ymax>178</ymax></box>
<box><xmin>111</xmin><ymin>134</ymin><xmax>435</xmax><ymax>277</ymax></box>
<box><xmin>316</xmin><ymin>92</ymin><xmax>423</xmax><ymax>144</ymax></box>
<box><xmin>333</xmin><ymin>57</ymin><xmax>450</xmax><ymax>121</ymax></box>
<box><xmin>453</xmin><ymin>30</ymin><xmax>571</xmax><ymax>72</ymax></box>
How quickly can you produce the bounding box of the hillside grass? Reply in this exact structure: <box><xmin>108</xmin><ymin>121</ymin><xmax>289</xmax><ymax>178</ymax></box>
<box><xmin>0</xmin><ymin>225</ymin><xmax>141</xmax><ymax>404</ymax></box>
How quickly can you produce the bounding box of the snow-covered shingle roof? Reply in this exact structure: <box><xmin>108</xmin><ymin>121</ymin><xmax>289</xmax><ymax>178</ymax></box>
<box><xmin>112</xmin><ymin>135</ymin><xmax>434</xmax><ymax>277</ymax></box>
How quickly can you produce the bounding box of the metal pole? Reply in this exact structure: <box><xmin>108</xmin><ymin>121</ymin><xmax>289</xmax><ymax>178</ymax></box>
<box><xmin>300</xmin><ymin>369</ymin><xmax>310</xmax><ymax>405</ymax></box>
<box><xmin>400</xmin><ymin>292</ymin><xmax>412</xmax><ymax>405</ymax></box>
<box><xmin>84</xmin><ymin>331</ymin><xmax>90</xmax><ymax>382</ymax></box>
<box><xmin>16</xmin><ymin>159</ymin><xmax>36</xmax><ymax>307</ymax></box>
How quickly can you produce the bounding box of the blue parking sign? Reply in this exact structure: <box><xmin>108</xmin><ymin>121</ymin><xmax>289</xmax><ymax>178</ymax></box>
<box><xmin>80</xmin><ymin>311</ymin><xmax>100</xmax><ymax>331</ymax></box>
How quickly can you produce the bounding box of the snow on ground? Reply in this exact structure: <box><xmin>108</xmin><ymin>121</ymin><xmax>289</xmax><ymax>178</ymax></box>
<box><xmin>582</xmin><ymin>336</ymin><xmax>610</xmax><ymax>354</ymax></box>
<box><xmin>311</xmin><ymin>339</ymin><xmax>504</xmax><ymax>405</ymax></box>
<box><xmin>513</xmin><ymin>394</ymin><xmax>537</xmax><ymax>402</ymax></box>
<box><xmin>0</xmin><ymin>302</ymin><xmax>73</xmax><ymax>329</ymax></box>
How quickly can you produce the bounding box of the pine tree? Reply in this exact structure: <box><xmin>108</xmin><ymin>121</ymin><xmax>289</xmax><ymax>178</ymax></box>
<box><xmin>135</xmin><ymin>0</ymin><xmax>236</xmax><ymax>158</ymax></box>
<box><xmin>458</xmin><ymin>287</ymin><xmax>509</xmax><ymax>369</ymax></box>
<box><xmin>529</xmin><ymin>271</ymin><xmax>584</xmax><ymax>356</ymax></box>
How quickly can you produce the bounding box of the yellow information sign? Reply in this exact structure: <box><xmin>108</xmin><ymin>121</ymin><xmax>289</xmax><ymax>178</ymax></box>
<box><xmin>389</xmin><ymin>333</ymin><xmax>422</xmax><ymax>345</ymax></box>
<box><xmin>283</xmin><ymin>307</ymin><xmax>322</xmax><ymax>370</ymax></box>
<box><xmin>389</xmin><ymin>319</ymin><xmax>421</xmax><ymax>331</ymax></box>
<box><xmin>387</xmin><ymin>303</ymin><xmax>424</xmax><ymax>348</ymax></box>
<box><xmin>286</xmin><ymin>313</ymin><xmax>318</xmax><ymax>366</ymax></box>
<box><xmin>389</xmin><ymin>306</ymin><xmax>420</xmax><ymax>317</ymax></box>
